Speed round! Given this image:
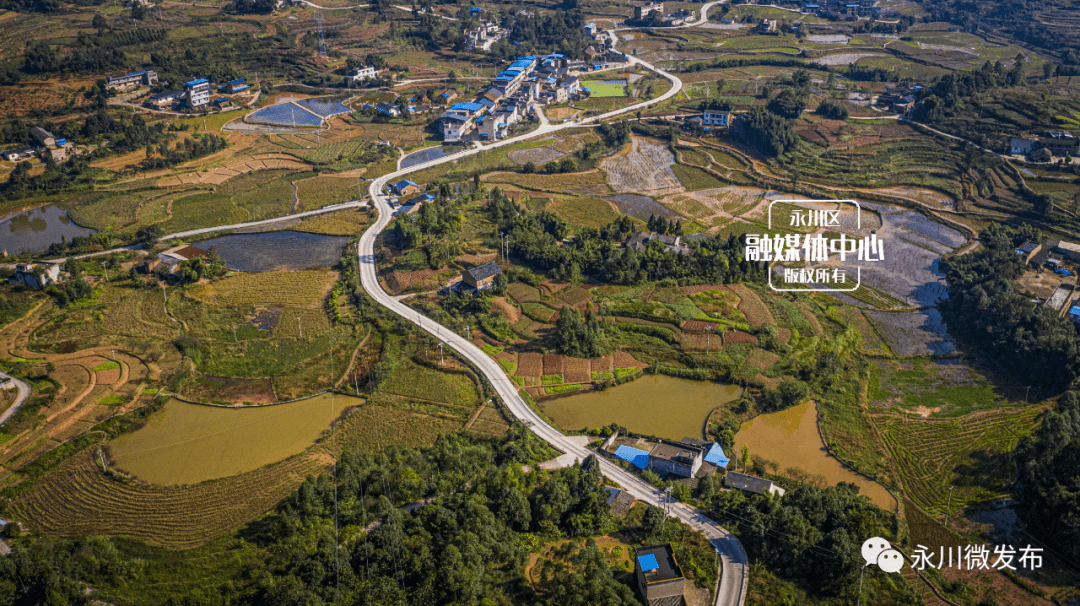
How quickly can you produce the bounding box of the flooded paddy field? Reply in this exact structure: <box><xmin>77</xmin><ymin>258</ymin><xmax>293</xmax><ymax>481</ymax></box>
<box><xmin>195</xmin><ymin>231</ymin><xmax>350</xmax><ymax>272</ymax></box>
<box><xmin>540</xmin><ymin>375</ymin><xmax>741</xmax><ymax>441</ymax></box>
<box><xmin>107</xmin><ymin>394</ymin><xmax>360</xmax><ymax>485</ymax></box>
<box><xmin>735</xmin><ymin>401</ymin><xmax>897</xmax><ymax>510</ymax></box>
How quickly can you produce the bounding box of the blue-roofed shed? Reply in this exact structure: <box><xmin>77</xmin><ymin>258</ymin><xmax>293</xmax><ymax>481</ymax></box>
<box><xmin>637</xmin><ymin>554</ymin><xmax>659</xmax><ymax>572</ymax></box>
<box><xmin>613</xmin><ymin>445</ymin><xmax>649</xmax><ymax>469</ymax></box>
<box><xmin>452</xmin><ymin>101</ymin><xmax>484</xmax><ymax>112</ymax></box>
<box><xmin>703</xmin><ymin>443</ymin><xmax>729</xmax><ymax>468</ymax></box>
<box><xmin>470</xmin><ymin>6</ymin><xmax>480</xmax><ymax>12</ymax></box>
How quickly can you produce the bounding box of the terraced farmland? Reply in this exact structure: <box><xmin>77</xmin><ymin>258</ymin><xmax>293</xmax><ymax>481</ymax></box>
<box><xmin>875</xmin><ymin>407</ymin><xmax>1041</xmax><ymax>517</ymax></box>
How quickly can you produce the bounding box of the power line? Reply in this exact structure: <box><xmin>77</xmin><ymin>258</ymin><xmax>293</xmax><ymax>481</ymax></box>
<box><xmin>329</xmin><ymin>336</ymin><xmax>340</xmax><ymax>606</ymax></box>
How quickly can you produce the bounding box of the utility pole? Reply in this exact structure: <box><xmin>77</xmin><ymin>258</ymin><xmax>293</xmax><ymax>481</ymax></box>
<box><xmin>706</xmin><ymin>325</ymin><xmax>713</xmax><ymax>354</ymax></box>
<box><xmin>1025</xmin><ymin>385</ymin><xmax>1031</xmax><ymax>402</ymax></box>
<box><xmin>101</xmin><ymin>261</ymin><xmax>109</xmax><ymax>282</ymax></box>
<box><xmin>297</xmin><ymin>316</ymin><xmax>303</xmax><ymax>339</ymax></box>
<box><xmin>465</xmin><ymin>324</ymin><xmax>470</xmax><ymax>340</ymax></box>
<box><xmin>438</xmin><ymin>342</ymin><xmax>444</xmax><ymax>367</ymax></box>
<box><xmin>233</xmin><ymin>325</ymin><xmax>237</xmax><ymax>342</ymax></box>
<box><xmin>944</xmin><ymin>485</ymin><xmax>955</xmax><ymax>527</ymax></box>
<box><xmin>499</xmin><ymin>231</ymin><xmax>506</xmax><ymax>263</ymax></box>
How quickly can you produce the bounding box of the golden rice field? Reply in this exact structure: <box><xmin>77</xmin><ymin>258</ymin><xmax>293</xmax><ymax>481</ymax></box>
<box><xmin>107</xmin><ymin>394</ymin><xmax>358</xmax><ymax>485</ymax></box>
<box><xmin>188</xmin><ymin>270</ymin><xmax>334</xmax><ymax>308</ymax></box>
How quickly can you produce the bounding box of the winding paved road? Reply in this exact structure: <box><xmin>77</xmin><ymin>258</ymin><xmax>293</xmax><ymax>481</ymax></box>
<box><xmin>0</xmin><ymin>373</ymin><xmax>30</xmax><ymax>426</ymax></box>
<box><xmin>356</xmin><ymin>19</ymin><xmax>748</xmax><ymax>605</ymax></box>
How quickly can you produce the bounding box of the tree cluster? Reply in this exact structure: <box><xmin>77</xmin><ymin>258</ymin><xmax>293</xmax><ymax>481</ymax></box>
<box><xmin>706</xmin><ymin>482</ymin><xmax>893</xmax><ymax>596</ymax></box>
<box><xmin>1015</xmin><ymin>390</ymin><xmax>1080</xmax><ymax>562</ymax></box>
<box><xmin>939</xmin><ymin>222</ymin><xmax>1080</xmax><ymax>394</ymax></box>
<box><xmin>486</xmin><ymin>188</ymin><xmax>763</xmax><ymax>285</ymax></box>
<box><xmin>732</xmin><ymin>106</ymin><xmax>799</xmax><ymax>157</ymax></box>
<box><xmin>553</xmin><ymin>307</ymin><xmax>608</xmax><ymax>357</ymax></box>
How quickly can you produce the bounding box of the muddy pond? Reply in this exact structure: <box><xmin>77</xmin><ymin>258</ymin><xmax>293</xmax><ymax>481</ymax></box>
<box><xmin>540</xmin><ymin>375</ymin><xmax>742</xmax><ymax>441</ymax></box>
<box><xmin>735</xmin><ymin>401</ymin><xmax>896</xmax><ymax>510</ymax></box>
<box><xmin>195</xmin><ymin>231</ymin><xmax>350</xmax><ymax>272</ymax></box>
<box><xmin>0</xmin><ymin>205</ymin><xmax>97</xmax><ymax>254</ymax></box>
<box><xmin>400</xmin><ymin>146</ymin><xmax>448</xmax><ymax>169</ymax></box>
<box><xmin>107</xmin><ymin>394</ymin><xmax>359</xmax><ymax>485</ymax></box>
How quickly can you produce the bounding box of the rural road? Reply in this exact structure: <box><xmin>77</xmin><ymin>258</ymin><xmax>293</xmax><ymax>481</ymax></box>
<box><xmin>357</xmin><ymin>20</ymin><xmax>748</xmax><ymax>606</ymax></box>
<box><xmin>33</xmin><ymin>201</ymin><xmax>369</xmax><ymax>265</ymax></box>
<box><xmin>0</xmin><ymin>373</ymin><xmax>30</xmax><ymax>426</ymax></box>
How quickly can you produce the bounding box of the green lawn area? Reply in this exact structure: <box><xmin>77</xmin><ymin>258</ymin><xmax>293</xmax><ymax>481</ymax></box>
<box><xmin>582</xmin><ymin>80</ymin><xmax>628</xmax><ymax>98</ymax></box>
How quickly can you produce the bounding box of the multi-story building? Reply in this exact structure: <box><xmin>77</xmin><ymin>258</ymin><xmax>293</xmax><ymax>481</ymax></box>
<box><xmin>184</xmin><ymin>78</ymin><xmax>211</xmax><ymax>108</ymax></box>
<box><xmin>634</xmin><ymin>544</ymin><xmax>687</xmax><ymax>606</ymax></box>
<box><xmin>703</xmin><ymin>110</ymin><xmax>730</xmax><ymax>127</ymax></box>
<box><xmin>106</xmin><ymin>69</ymin><xmax>158</xmax><ymax>91</ymax></box>
<box><xmin>351</xmin><ymin>65</ymin><xmax>379</xmax><ymax>80</ymax></box>
<box><xmin>647</xmin><ymin>441</ymin><xmax>703</xmax><ymax>477</ymax></box>
<box><xmin>634</xmin><ymin>2</ymin><xmax>664</xmax><ymax>21</ymax></box>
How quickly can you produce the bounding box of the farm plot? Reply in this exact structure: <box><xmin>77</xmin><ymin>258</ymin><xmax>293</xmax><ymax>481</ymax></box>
<box><xmin>516</xmin><ymin>352</ymin><xmax>544</xmax><ymax>378</ymax></box>
<box><xmin>564</xmin><ymin>357</ymin><xmax>592</xmax><ymax>384</ymax></box>
<box><xmin>601</xmin><ymin>137</ymin><xmax>682</xmax><ymax>194</ymax></box>
<box><xmin>508</xmin><ymin>146</ymin><xmax>565</xmax><ymax>166</ymax></box>
<box><xmin>507</xmin><ymin>282</ymin><xmax>542</xmax><ymax>304</ymax></box>
<box><xmin>608</xmin><ymin>194</ymin><xmax>683</xmax><ymax>221</ymax></box>
<box><xmin>813</xmin><ymin>202</ymin><xmax>965</xmax><ymax>307</ymax></box>
<box><xmin>295</xmin><ymin>176</ymin><xmax>362</xmax><ymax>211</ymax></box>
<box><xmin>739</xmin><ymin>347</ymin><xmax>780</xmax><ymax>380</ymax></box>
<box><xmin>727</xmin><ymin>285</ymin><xmax>773</xmax><ymax>326</ymax></box>
<box><xmin>189</xmin><ymin>270</ymin><xmax>333</xmax><ymax>308</ymax></box>
<box><xmin>381</xmin><ymin>359</ymin><xmax>480</xmax><ymax>416</ymax></box>
<box><xmin>875</xmin><ymin>407</ymin><xmax>1041</xmax><ymax>517</ymax></box>
<box><xmin>865</xmin><ymin>309</ymin><xmax>955</xmax><ymax>356</ymax></box>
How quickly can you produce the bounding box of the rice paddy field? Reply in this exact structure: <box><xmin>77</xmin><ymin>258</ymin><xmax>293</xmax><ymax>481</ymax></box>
<box><xmin>107</xmin><ymin>394</ymin><xmax>355</xmax><ymax>485</ymax></box>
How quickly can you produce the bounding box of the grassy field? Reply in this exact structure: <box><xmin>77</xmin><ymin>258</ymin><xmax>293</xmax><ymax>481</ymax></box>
<box><xmin>582</xmin><ymin>79</ymin><xmax>628</xmax><ymax>98</ymax></box>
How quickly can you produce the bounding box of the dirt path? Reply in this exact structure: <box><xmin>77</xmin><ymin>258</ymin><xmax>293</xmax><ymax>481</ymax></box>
<box><xmin>335</xmin><ymin>327</ymin><xmax>373</xmax><ymax>389</ymax></box>
<box><xmin>464</xmin><ymin>401</ymin><xmax>487</xmax><ymax>429</ymax></box>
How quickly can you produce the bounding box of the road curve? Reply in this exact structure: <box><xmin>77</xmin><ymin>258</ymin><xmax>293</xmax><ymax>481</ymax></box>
<box><xmin>356</xmin><ymin>47</ymin><xmax>747</xmax><ymax>606</ymax></box>
<box><xmin>0</xmin><ymin>373</ymin><xmax>31</xmax><ymax>426</ymax></box>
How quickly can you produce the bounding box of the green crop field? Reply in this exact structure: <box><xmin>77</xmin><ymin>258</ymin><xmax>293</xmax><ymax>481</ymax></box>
<box><xmin>876</xmin><ymin>407</ymin><xmax>1041</xmax><ymax>517</ymax></box>
<box><xmin>582</xmin><ymin>80</ymin><xmax>628</xmax><ymax>98</ymax></box>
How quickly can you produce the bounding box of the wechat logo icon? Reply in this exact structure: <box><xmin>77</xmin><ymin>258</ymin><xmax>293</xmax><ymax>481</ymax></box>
<box><xmin>862</xmin><ymin>537</ymin><xmax>904</xmax><ymax>573</ymax></box>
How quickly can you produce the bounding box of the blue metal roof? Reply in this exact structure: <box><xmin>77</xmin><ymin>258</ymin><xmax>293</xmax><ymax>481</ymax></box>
<box><xmin>470</xmin><ymin>6</ymin><xmax>480</xmax><ymax>10</ymax></box>
<box><xmin>391</xmin><ymin>179</ymin><xmax>418</xmax><ymax>191</ymax></box>
<box><xmin>613</xmin><ymin>445</ymin><xmax>649</xmax><ymax>469</ymax></box>
<box><xmin>452</xmin><ymin>102</ymin><xmax>484</xmax><ymax>112</ymax></box>
<box><xmin>186</xmin><ymin>78</ymin><xmax>209</xmax><ymax>86</ymax></box>
<box><xmin>638</xmin><ymin>554</ymin><xmax>659</xmax><ymax>572</ymax></box>
<box><xmin>228</xmin><ymin>78</ymin><xmax>246</xmax><ymax>86</ymax></box>
<box><xmin>518</xmin><ymin>55</ymin><xmax>537</xmax><ymax>60</ymax></box>
<box><xmin>703</xmin><ymin>443</ymin><xmax>729</xmax><ymax>468</ymax></box>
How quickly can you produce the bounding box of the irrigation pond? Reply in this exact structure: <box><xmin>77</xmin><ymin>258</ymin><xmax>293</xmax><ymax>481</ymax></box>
<box><xmin>107</xmin><ymin>394</ymin><xmax>360</xmax><ymax>485</ymax></box>
<box><xmin>540</xmin><ymin>375</ymin><xmax>742</xmax><ymax>441</ymax></box>
<box><xmin>400</xmin><ymin>146</ymin><xmax>448</xmax><ymax>169</ymax></box>
<box><xmin>734</xmin><ymin>401</ymin><xmax>897</xmax><ymax>510</ymax></box>
<box><xmin>195</xmin><ymin>231</ymin><xmax>350</xmax><ymax>272</ymax></box>
<box><xmin>0</xmin><ymin>205</ymin><xmax>96</xmax><ymax>254</ymax></box>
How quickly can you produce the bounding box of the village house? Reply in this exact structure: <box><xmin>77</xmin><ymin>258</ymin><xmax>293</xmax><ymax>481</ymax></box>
<box><xmin>105</xmin><ymin>69</ymin><xmax>158</xmax><ymax>91</ymax></box>
<box><xmin>647</xmin><ymin>440</ymin><xmax>703</xmax><ymax>478</ymax></box>
<box><xmin>11</xmin><ymin>263</ymin><xmax>61</xmax><ymax>288</ymax></box>
<box><xmin>627</xmin><ymin>231</ymin><xmax>689</xmax><ymax>255</ymax></box>
<box><xmin>1015</xmin><ymin>240</ymin><xmax>1042</xmax><ymax>264</ymax></box>
<box><xmin>221</xmin><ymin>78</ymin><xmax>250</xmax><ymax>93</ymax></box>
<box><xmin>1</xmin><ymin>147</ymin><xmax>37</xmax><ymax>162</ymax></box>
<box><xmin>460</xmin><ymin>261</ymin><xmax>502</xmax><ymax>292</ymax></box>
<box><xmin>702</xmin><ymin>109</ymin><xmax>730</xmax><ymax>127</ymax></box>
<box><xmin>634</xmin><ymin>544</ymin><xmax>687</xmax><ymax>606</ymax></box>
<box><xmin>1010</xmin><ymin>137</ymin><xmax>1039</xmax><ymax>156</ymax></box>
<box><xmin>1040</xmin><ymin>131</ymin><xmax>1078</xmax><ymax>157</ymax></box>
<box><xmin>147</xmin><ymin>90</ymin><xmax>183</xmax><ymax>108</ymax></box>
<box><xmin>157</xmin><ymin>245</ymin><xmax>208</xmax><ymax>274</ymax></box>
<box><xmin>759</xmin><ymin>19</ymin><xmax>778</xmax><ymax>33</ymax></box>
<box><xmin>31</xmin><ymin>127</ymin><xmax>55</xmax><ymax>148</ymax></box>
<box><xmin>351</xmin><ymin>65</ymin><xmax>379</xmax><ymax>81</ymax></box>
<box><xmin>376</xmin><ymin>102</ymin><xmax>401</xmax><ymax>117</ymax></box>
<box><xmin>725</xmin><ymin>471</ymin><xmax>786</xmax><ymax>497</ymax></box>
<box><xmin>389</xmin><ymin>179</ymin><xmax>421</xmax><ymax>197</ymax></box>
<box><xmin>1052</xmin><ymin>239</ymin><xmax>1080</xmax><ymax>263</ymax></box>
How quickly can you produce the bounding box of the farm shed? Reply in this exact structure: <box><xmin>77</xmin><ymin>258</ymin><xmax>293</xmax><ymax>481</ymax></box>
<box><xmin>157</xmin><ymin>245</ymin><xmax>208</xmax><ymax>274</ymax></box>
<box><xmin>682</xmin><ymin>437</ymin><xmax>730</xmax><ymax>468</ymax></box>
<box><xmin>613</xmin><ymin>445</ymin><xmax>649</xmax><ymax>469</ymax></box>
<box><xmin>725</xmin><ymin>471</ymin><xmax>786</xmax><ymax>497</ymax></box>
